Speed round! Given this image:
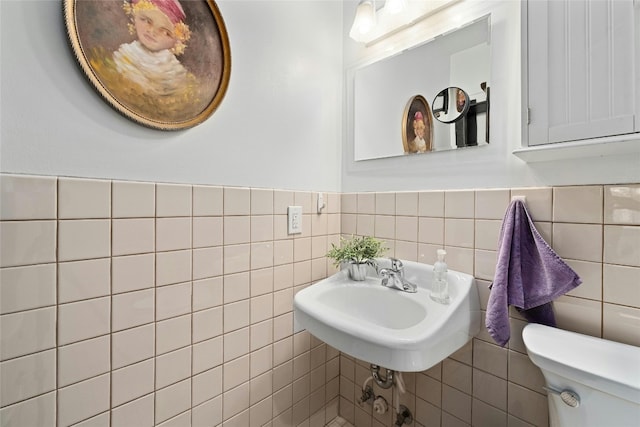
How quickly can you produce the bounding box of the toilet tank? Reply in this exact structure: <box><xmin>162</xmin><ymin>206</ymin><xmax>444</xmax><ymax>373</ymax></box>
<box><xmin>522</xmin><ymin>324</ymin><xmax>640</xmax><ymax>427</ymax></box>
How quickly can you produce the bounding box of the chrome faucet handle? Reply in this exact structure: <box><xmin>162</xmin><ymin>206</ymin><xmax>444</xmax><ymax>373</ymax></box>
<box><xmin>389</xmin><ymin>257</ymin><xmax>403</xmax><ymax>272</ymax></box>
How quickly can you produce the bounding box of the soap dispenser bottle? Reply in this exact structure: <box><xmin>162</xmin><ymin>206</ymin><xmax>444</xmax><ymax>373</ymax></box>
<box><xmin>431</xmin><ymin>249</ymin><xmax>450</xmax><ymax>304</ymax></box>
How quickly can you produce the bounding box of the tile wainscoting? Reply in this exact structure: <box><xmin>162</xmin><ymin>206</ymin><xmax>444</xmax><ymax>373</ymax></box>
<box><xmin>1</xmin><ymin>174</ymin><xmax>638</xmax><ymax>427</ymax></box>
<box><xmin>0</xmin><ymin>174</ymin><xmax>342</xmax><ymax>427</ymax></box>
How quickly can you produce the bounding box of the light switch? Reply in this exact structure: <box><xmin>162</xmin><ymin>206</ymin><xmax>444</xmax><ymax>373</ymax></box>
<box><xmin>287</xmin><ymin>206</ymin><xmax>302</xmax><ymax>234</ymax></box>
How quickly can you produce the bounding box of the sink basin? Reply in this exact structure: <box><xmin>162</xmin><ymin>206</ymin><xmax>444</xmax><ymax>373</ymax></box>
<box><xmin>293</xmin><ymin>259</ymin><xmax>481</xmax><ymax>372</ymax></box>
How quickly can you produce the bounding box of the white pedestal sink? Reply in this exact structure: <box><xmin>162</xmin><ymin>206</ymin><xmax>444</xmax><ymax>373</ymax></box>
<box><xmin>293</xmin><ymin>259</ymin><xmax>481</xmax><ymax>372</ymax></box>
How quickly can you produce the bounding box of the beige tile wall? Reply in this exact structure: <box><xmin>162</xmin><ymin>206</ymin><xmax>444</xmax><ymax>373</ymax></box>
<box><xmin>2</xmin><ymin>175</ymin><xmax>639</xmax><ymax>427</ymax></box>
<box><xmin>0</xmin><ymin>174</ymin><xmax>342</xmax><ymax>427</ymax></box>
<box><xmin>338</xmin><ymin>186</ymin><xmax>640</xmax><ymax>427</ymax></box>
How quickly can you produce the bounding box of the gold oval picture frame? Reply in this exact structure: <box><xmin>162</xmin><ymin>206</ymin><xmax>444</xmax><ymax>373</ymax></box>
<box><xmin>402</xmin><ymin>95</ymin><xmax>433</xmax><ymax>154</ymax></box>
<box><xmin>64</xmin><ymin>0</ymin><xmax>231</xmax><ymax>130</ymax></box>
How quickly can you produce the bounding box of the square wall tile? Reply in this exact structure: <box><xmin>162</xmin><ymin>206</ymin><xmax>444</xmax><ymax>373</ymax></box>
<box><xmin>58</xmin><ymin>178</ymin><xmax>111</xmax><ymax>219</ymax></box>
<box><xmin>157</xmin><ymin>184</ymin><xmax>192</xmax><ymax>217</ymax></box>
<box><xmin>192</xmin><ymin>395</ymin><xmax>222</xmax><ymax>427</ymax></box>
<box><xmin>603</xmin><ymin>264</ymin><xmax>640</xmax><ymax>308</ymax></box>
<box><xmin>223</xmin><ymin>355</ymin><xmax>250</xmax><ymax>391</ymax></box>
<box><xmin>474</xmin><ymin>219</ymin><xmax>501</xmax><ymax>251</ymax></box>
<box><xmin>112</xmin><ymin>323</ymin><xmax>155</xmax><ymax>369</ymax></box>
<box><xmin>1</xmin><ymin>307</ymin><xmax>56</xmax><ymax>360</ymax></box>
<box><xmin>112</xmin><ymin>253</ymin><xmax>155</xmax><ymax>294</ymax></box>
<box><xmin>112</xmin><ymin>180</ymin><xmax>155</xmax><ymax>218</ymax></box>
<box><xmin>223</xmin><ymin>328</ymin><xmax>250</xmax><ymax>362</ymax></box>
<box><xmin>0</xmin><ymin>392</ymin><xmax>56</xmax><ymax>427</ymax></box>
<box><xmin>396</xmin><ymin>192</ymin><xmax>418</xmax><ymax>216</ymax></box>
<box><xmin>1</xmin><ymin>174</ymin><xmax>56</xmax><ymax>220</ymax></box>
<box><xmin>418</xmin><ymin>191</ymin><xmax>444</xmax><ymax>217</ymax></box>
<box><xmin>57</xmin><ymin>373</ymin><xmax>110</xmax><ymax>427</ymax></box>
<box><xmin>418</xmin><ymin>217</ymin><xmax>444</xmax><ymax>245</ymax></box>
<box><xmin>58</xmin><ymin>258</ymin><xmax>110</xmax><ymax>303</ymax></box>
<box><xmin>193</xmin><ymin>366</ymin><xmax>222</xmax><ymax>406</ymax></box>
<box><xmin>224</xmin><ymin>244</ymin><xmax>251</xmax><ymax>275</ymax></box>
<box><xmin>193</xmin><ymin>246</ymin><xmax>223</xmax><ymax>281</ymax></box>
<box><xmin>193</xmin><ymin>216</ymin><xmax>223</xmax><ymax>248</ymax></box>
<box><xmin>193</xmin><ymin>276</ymin><xmax>223</xmax><ymax>311</ymax></box>
<box><xmin>552</xmin><ymin>223</ymin><xmax>603</xmax><ymax>263</ymax></box>
<box><xmin>112</xmin><ymin>289</ymin><xmax>154</xmax><ymax>332</ymax></box>
<box><xmin>375</xmin><ymin>193</ymin><xmax>395</xmax><ymax>215</ymax></box>
<box><xmin>396</xmin><ymin>216</ymin><xmax>418</xmax><ymax>242</ymax></box>
<box><xmin>475</xmin><ymin>189</ymin><xmax>510</xmax><ymax>220</ymax></box>
<box><xmin>111</xmin><ymin>394</ymin><xmax>154</xmax><ymax>427</ymax></box>
<box><xmin>356</xmin><ymin>193</ymin><xmax>375</xmax><ymax>214</ymax></box>
<box><xmin>0</xmin><ymin>264</ymin><xmax>56</xmax><ymax>314</ymax></box>
<box><xmin>252</xmin><ymin>242</ymin><xmax>274</xmax><ymax>270</ymax></box>
<box><xmin>193</xmin><ymin>336</ymin><xmax>223</xmax><ymax>374</ymax></box>
<box><xmin>356</xmin><ymin>214</ymin><xmax>375</xmax><ymax>236</ymax></box>
<box><xmin>445</xmin><ymin>219</ymin><xmax>474</xmax><ymax>248</ymax></box>
<box><xmin>58</xmin><ymin>335</ymin><xmax>110</xmax><ymax>387</ymax></box>
<box><xmin>252</xmin><ymin>189</ymin><xmax>274</xmax><ymax>215</ymax></box>
<box><xmin>58</xmin><ymin>220</ymin><xmax>110</xmax><ymax>262</ymax></box>
<box><xmin>0</xmin><ymin>349</ymin><xmax>56</xmax><ymax>406</ymax></box>
<box><xmin>156</xmin><ymin>282</ymin><xmax>191</xmax><ymax>321</ymax></box>
<box><xmin>156</xmin><ymin>217</ymin><xmax>191</xmax><ymax>252</ymax></box>
<box><xmin>553</xmin><ymin>186</ymin><xmax>603</xmax><ymax>224</ymax></box>
<box><xmin>564</xmin><ymin>259</ymin><xmax>602</xmax><ymax>300</ymax></box>
<box><xmin>111</xmin><ymin>359</ymin><xmax>155</xmax><ymax>407</ymax></box>
<box><xmin>224</xmin><ymin>216</ymin><xmax>251</xmax><ymax>245</ymax></box>
<box><xmin>193</xmin><ymin>185</ymin><xmax>223</xmax><ymax>216</ymax></box>
<box><xmin>156</xmin><ymin>347</ymin><xmax>192</xmax><ymax>389</ymax></box>
<box><xmin>251</xmin><ymin>215</ymin><xmax>274</xmax><ymax>242</ymax></box>
<box><xmin>58</xmin><ymin>297</ymin><xmax>110</xmax><ymax>345</ymax></box>
<box><xmin>604</xmin><ymin>225</ymin><xmax>640</xmax><ymax>267</ymax></box>
<box><xmin>295</xmin><ymin>192</ymin><xmax>313</xmax><ymax>214</ymax></box>
<box><xmin>604</xmin><ymin>184</ymin><xmax>640</xmax><ymax>225</ymax></box>
<box><xmin>224</xmin><ymin>272</ymin><xmax>250</xmax><ymax>303</ymax></box>
<box><xmin>156</xmin><ymin>314</ymin><xmax>191</xmax><ymax>355</ymax></box>
<box><xmin>112</xmin><ymin>218</ymin><xmax>154</xmax><ymax>256</ymax></box>
<box><xmin>224</xmin><ymin>188</ymin><xmax>251</xmax><ymax>216</ymax></box>
<box><xmin>0</xmin><ymin>221</ymin><xmax>56</xmax><ymax>267</ymax></box>
<box><xmin>444</xmin><ymin>190</ymin><xmax>474</xmax><ymax>219</ymax></box>
<box><xmin>156</xmin><ymin>249</ymin><xmax>191</xmax><ymax>286</ymax></box>
<box><xmin>274</xmin><ymin>190</ymin><xmax>295</xmax><ymax>215</ymax></box>
<box><xmin>193</xmin><ymin>306</ymin><xmax>223</xmax><ymax>343</ymax></box>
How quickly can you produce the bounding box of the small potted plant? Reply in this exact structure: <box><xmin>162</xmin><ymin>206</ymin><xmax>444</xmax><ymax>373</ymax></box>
<box><xmin>326</xmin><ymin>235</ymin><xmax>387</xmax><ymax>281</ymax></box>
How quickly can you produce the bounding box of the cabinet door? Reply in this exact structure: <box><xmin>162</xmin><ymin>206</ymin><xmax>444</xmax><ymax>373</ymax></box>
<box><xmin>526</xmin><ymin>0</ymin><xmax>637</xmax><ymax>146</ymax></box>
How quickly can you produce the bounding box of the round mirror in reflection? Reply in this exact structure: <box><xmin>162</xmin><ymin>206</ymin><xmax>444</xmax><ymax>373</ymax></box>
<box><xmin>432</xmin><ymin>87</ymin><xmax>470</xmax><ymax>123</ymax></box>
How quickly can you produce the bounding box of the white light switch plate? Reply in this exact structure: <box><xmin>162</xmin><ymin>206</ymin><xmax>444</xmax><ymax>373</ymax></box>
<box><xmin>287</xmin><ymin>206</ymin><xmax>302</xmax><ymax>234</ymax></box>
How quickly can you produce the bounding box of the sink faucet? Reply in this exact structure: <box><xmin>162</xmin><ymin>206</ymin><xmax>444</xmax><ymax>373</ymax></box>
<box><xmin>378</xmin><ymin>258</ymin><xmax>417</xmax><ymax>293</ymax></box>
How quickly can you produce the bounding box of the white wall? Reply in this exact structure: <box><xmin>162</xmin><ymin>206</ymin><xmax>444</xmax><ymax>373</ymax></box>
<box><xmin>0</xmin><ymin>0</ymin><xmax>344</xmax><ymax>192</ymax></box>
<box><xmin>342</xmin><ymin>0</ymin><xmax>640</xmax><ymax>192</ymax></box>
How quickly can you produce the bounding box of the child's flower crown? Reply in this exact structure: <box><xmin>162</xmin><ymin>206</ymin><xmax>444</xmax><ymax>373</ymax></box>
<box><xmin>123</xmin><ymin>0</ymin><xmax>191</xmax><ymax>55</ymax></box>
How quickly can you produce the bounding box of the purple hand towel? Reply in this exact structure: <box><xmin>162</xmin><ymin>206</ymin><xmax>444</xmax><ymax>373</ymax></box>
<box><xmin>485</xmin><ymin>199</ymin><xmax>581</xmax><ymax>347</ymax></box>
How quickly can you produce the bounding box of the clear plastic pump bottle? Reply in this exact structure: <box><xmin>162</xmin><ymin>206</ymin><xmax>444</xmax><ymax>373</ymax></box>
<box><xmin>430</xmin><ymin>249</ymin><xmax>450</xmax><ymax>304</ymax></box>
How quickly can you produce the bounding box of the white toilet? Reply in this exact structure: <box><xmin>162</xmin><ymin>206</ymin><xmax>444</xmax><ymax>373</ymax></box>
<box><xmin>522</xmin><ymin>323</ymin><xmax>640</xmax><ymax>427</ymax></box>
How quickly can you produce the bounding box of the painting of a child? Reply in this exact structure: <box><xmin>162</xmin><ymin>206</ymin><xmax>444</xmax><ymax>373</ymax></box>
<box><xmin>65</xmin><ymin>0</ymin><xmax>230</xmax><ymax>129</ymax></box>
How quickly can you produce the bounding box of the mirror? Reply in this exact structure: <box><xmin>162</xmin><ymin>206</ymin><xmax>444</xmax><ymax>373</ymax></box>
<box><xmin>433</xmin><ymin>87</ymin><xmax>470</xmax><ymax>123</ymax></box>
<box><xmin>353</xmin><ymin>15</ymin><xmax>491</xmax><ymax>161</ymax></box>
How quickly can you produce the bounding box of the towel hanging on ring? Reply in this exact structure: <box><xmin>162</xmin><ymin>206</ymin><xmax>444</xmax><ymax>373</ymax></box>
<box><xmin>485</xmin><ymin>199</ymin><xmax>581</xmax><ymax>347</ymax></box>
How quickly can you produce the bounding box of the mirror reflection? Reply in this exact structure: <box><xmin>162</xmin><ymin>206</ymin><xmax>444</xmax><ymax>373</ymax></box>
<box><xmin>352</xmin><ymin>16</ymin><xmax>491</xmax><ymax>161</ymax></box>
<box><xmin>433</xmin><ymin>87</ymin><xmax>470</xmax><ymax>123</ymax></box>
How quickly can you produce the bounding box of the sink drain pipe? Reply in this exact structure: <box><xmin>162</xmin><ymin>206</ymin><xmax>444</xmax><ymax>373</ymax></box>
<box><xmin>370</xmin><ymin>364</ymin><xmax>394</xmax><ymax>389</ymax></box>
<box><xmin>369</xmin><ymin>365</ymin><xmax>413</xmax><ymax>425</ymax></box>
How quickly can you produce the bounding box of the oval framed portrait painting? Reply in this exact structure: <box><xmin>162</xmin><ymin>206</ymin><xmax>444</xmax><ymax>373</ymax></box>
<box><xmin>64</xmin><ymin>0</ymin><xmax>231</xmax><ymax>130</ymax></box>
<box><xmin>402</xmin><ymin>95</ymin><xmax>433</xmax><ymax>154</ymax></box>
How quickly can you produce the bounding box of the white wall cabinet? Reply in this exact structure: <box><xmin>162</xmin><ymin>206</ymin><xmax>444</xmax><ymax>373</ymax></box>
<box><xmin>521</xmin><ymin>0</ymin><xmax>640</xmax><ymax>156</ymax></box>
